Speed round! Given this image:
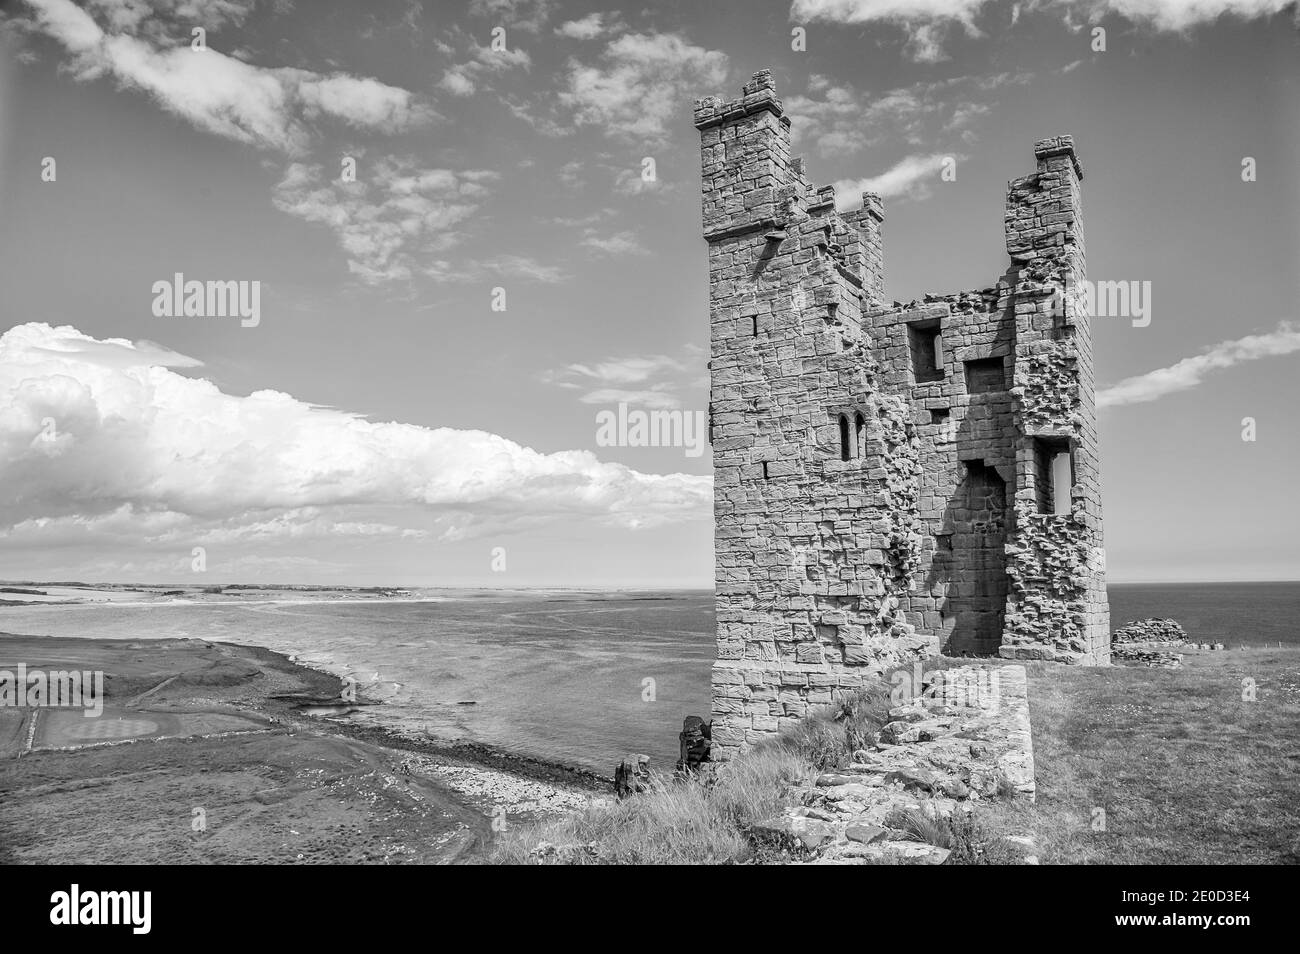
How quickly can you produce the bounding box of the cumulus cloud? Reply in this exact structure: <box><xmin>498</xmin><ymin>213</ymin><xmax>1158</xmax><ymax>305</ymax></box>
<box><xmin>272</xmin><ymin>159</ymin><xmax>497</xmax><ymax>284</ymax></box>
<box><xmin>16</xmin><ymin>0</ymin><xmax>433</xmax><ymax>155</ymax></box>
<box><xmin>0</xmin><ymin>324</ymin><xmax>712</xmax><ymax>545</ymax></box>
<box><xmin>560</xmin><ymin>32</ymin><xmax>729</xmax><ymax>144</ymax></box>
<box><xmin>833</xmin><ymin>152</ymin><xmax>960</xmax><ymax>207</ymax></box>
<box><xmin>1097</xmin><ymin>321</ymin><xmax>1300</xmax><ymax>408</ymax></box>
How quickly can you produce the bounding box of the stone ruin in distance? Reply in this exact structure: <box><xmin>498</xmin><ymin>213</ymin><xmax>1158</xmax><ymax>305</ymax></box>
<box><xmin>696</xmin><ymin>70</ymin><xmax>1110</xmax><ymax>760</ymax></box>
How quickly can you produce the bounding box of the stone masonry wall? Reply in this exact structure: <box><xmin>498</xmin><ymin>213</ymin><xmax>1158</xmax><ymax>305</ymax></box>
<box><xmin>866</xmin><ymin>138</ymin><xmax>1108</xmax><ymax>665</ymax></box>
<box><xmin>697</xmin><ymin>73</ymin><xmax>1110</xmax><ymax>757</ymax></box>
<box><xmin>872</xmin><ymin>288</ymin><xmax>1018</xmax><ymax>656</ymax></box>
<box><xmin>697</xmin><ymin>71</ymin><xmax>933</xmax><ymax>760</ymax></box>
<box><xmin>1000</xmin><ymin>138</ymin><xmax>1110</xmax><ymax>664</ymax></box>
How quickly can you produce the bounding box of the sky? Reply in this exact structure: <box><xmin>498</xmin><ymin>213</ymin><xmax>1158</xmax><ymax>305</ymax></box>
<box><xmin>0</xmin><ymin>0</ymin><xmax>1296</xmax><ymax>587</ymax></box>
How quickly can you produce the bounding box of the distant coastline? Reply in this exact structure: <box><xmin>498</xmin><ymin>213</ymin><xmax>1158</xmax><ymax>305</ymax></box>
<box><xmin>1</xmin><ymin>578</ymin><xmax>1293</xmax><ymax>609</ymax></box>
<box><xmin>0</xmin><ymin>581</ymin><xmax>716</xmax><ymax>608</ymax></box>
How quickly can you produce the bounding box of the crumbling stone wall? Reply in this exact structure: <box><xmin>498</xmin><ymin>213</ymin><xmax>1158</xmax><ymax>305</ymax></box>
<box><xmin>697</xmin><ymin>72</ymin><xmax>1109</xmax><ymax>757</ymax></box>
<box><xmin>1000</xmin><ymin>138</ymin><xmax>1109</xmax><ymax>664</ymax></box>
<box><xmin>872</xmin><ymin>287</ymin><xmax>1019</xmax><ymax>656</ymax></box>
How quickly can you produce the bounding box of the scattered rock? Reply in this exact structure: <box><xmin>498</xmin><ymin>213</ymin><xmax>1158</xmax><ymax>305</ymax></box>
<box><xmin>676</xmin><ymin>716</ymin><xmax>711</xmax><ymax>775</ymax></box>
<box><xmin>752</xmin><ymin>814</ymin><xmax>842</xmax><ymax>850</ymax></box>
<box><xmin>844</xmin><ymin>824</ymin><xmax>888</xmax><ymax>845</ymax></box>
<box><xmin>614</xmin><ymin>754</ymin><xmax>652</xmax><ymax>799</ymax></box>
<box><xmin>879</xmin><ymin>718</ymin><xmax>951</xmax><ymax>745</ymax></box>
<box><xmin>529</xmin><ymin>841</ymin><xmax>597</xmax><ymax>863</ymax></box>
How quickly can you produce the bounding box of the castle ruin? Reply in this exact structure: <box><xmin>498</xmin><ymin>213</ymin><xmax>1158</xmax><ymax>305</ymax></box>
<box><xmin>697</xmin><ymin>70</ymin><xmax>1110</xmax><ymax>760</ymax></box>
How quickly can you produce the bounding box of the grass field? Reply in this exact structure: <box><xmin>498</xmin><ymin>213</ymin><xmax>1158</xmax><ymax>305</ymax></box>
<box><xmin>972</xmin><ymin>647</ymin><xmax>1300</xmax><ymax>864</ymax></box>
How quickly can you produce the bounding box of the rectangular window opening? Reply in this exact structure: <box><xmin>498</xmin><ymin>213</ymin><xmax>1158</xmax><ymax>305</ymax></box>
<box><xmin>965</xmin><ymin>357</ymin><xmax>1006</xmax><ymax>394</ymax></box>
<box><xmin>908</xmin><ymin>322</ymin><xmax>944</xmax><ymax>383</ymax></box>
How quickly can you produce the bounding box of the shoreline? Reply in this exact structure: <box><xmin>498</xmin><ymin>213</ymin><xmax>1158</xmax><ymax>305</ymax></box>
<box><xmin>269</xmin><ymin>645</ymin><xmax>612</xmax><ymax>794</ymax></box>
<box><xmin>0</xmin><ymin>631</ymin><xmax>605</xmax><ymax>864</ymax></box>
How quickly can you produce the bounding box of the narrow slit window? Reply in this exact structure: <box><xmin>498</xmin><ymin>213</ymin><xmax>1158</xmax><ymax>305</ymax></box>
<box><xmin>1033</xmin><ymin>437</ymin><xmax>1074</xmax><ymax>515</ymax></box>
<box><xmin>838</xmin><ymin>415</ymin><xmax>850</xmax><ymax>461</ymax></box>
<box><xmin>854</xmin><ymin>413</ymin><xmax>865</xmax><ymax>458</ymax></box>
<box><xmin>1051</xmin><ymin>449</ymin><xmax>1073</xmax><ymax>514</ymax></box>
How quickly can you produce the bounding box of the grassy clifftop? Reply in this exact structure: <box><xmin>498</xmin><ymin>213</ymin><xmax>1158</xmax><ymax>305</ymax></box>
<box><xmin>490</xmin><ymin>647</ymin><xmax>1300</xmax><ymax>865</ymax></box>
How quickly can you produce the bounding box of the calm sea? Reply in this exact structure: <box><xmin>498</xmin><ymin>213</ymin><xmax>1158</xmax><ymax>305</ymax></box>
<box><xmin>1</xmin><ymin>582</ymin><xmax>1294</xmax><ymax>774</ymax></box>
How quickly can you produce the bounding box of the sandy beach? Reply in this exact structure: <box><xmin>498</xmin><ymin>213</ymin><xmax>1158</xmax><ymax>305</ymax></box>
<box><xmin>0</xmin><ymin>631</ymin><xmax>602</xmax><ymax>864</ymax></box>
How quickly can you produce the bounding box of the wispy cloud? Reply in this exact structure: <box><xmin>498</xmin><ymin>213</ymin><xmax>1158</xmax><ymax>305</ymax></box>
<box><xmin>468</xmin><ymin>0</ymin><xmax>555</xmax><ymax>34</ymax></box>
<box><xmin>436</xmin><ymin>31</ymin><xmax>532</xmax><ymax>98</ymax></box>
<box><xmin>425</xmin><ymin>253</ymin><xmax>568</xmax><ymax>284</ymax></box>
<box><xmin>789</xmin><ymin>0</ymin><xmax>1297</xmax><ymax>61</ymax></box>
<box><xmin>787</xmin><ymin>72</ymin><xmax>1027</xmax><ymax>159</ymax></box>
<box><xmin>564</xmin><ymin>355</ymin><xmax>690</xmax><ymax>386</ymax></box>
<box><xmin>1074</xmin><ymin>0</ymin><xmax>1296</xmax><ymax>31</ymax></box>
<box><xmin>1098</xmin><ymin>321</ymin><xmax>1300</xmax><ymax>408</ymax></box>
<box><xmin>559</xmin><ymin>31</ymin><xmax>729</xmax><ymax>145</ymax></box>
<box><xmin>17</xmin><ymin>0</ymin><xmax>434</xmax><ymax>155</ymax></box>
<box><xmin>544</xmin><ymin>352</ymin><xmax>704</xmax><ymax>409</ymax></box>
<box><xmin>555</xmin><ymin>12</ymin><xmax>623</xmax><ymax>40</ymax></box>
<box><xmin>272</xmin><ymin>159</ymin><xmax>497</xmax><ymax>284</ymax></box>
<box><xmin>579</xmin><ymin>229</ymin><xmax>648</xmax><ymax>257</ymax></box>
<box><xmin>834</xmin><ymin>152</ymin><xmax>961</xmax><ymax>207</ymax></box>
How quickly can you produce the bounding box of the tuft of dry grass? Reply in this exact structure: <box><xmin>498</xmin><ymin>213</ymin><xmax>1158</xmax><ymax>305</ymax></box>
<box><xmin>488</xmin><ymin>747</ymin><xmax>807</xmax><ymax>865</ymax></box>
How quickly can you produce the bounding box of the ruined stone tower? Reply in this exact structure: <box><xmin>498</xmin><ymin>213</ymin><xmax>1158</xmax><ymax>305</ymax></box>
<box><xmin>696</xmin><ymin>70</ymin><xmax>1109</xmax><ymax>759</ymax></box>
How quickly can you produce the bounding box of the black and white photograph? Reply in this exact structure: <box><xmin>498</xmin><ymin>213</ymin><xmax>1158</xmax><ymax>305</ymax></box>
<box><xmin>0</xmin><ymin>0</ymin><xmax>1296</xmax><ymax>915</ymax></box>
